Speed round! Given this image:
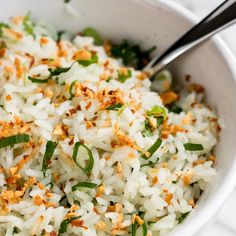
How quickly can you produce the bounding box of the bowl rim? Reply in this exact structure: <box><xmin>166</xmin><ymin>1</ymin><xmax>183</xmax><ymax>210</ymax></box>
<box><xmin>152</xmin><ymin>0</ymin><xmax>236</xmax><ymax>235</ymax></box>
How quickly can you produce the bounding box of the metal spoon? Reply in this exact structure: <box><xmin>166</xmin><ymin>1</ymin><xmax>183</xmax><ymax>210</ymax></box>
<box><xmin>144</xmin><ymin>0</ymin><xmax>236</xmax><ymax>78</ymax></box>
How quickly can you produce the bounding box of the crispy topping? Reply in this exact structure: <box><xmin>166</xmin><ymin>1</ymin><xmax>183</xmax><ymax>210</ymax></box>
<box><xmin>160</xmin><ymin>91</ymin><xmax>178</xmax><ymax>105</ymax></box>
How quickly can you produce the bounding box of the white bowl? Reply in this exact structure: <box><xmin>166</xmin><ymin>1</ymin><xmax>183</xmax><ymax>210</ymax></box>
<box><xmin>1</xmin><ymin>0</ymin><xmax>236</xmax><ymax>235</ymax></box>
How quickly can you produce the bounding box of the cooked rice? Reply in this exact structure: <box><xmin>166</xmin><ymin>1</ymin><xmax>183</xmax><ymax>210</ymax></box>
<box><xmin>0</xmin><ymin>15</ymin><xmax>220</xmax><ymax>236</ymax></box>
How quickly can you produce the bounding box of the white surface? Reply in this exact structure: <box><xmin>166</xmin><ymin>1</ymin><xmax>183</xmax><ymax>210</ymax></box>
<box><xmin>174</xmin><ymin>1</ymin><xmax>236</xmax><ymax>235</ymax></box>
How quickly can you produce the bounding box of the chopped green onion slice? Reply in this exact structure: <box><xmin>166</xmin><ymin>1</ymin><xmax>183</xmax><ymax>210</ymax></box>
<box><xmin>64</xmin><ymin>0</ymin><xmax>71</xmax><ymax>3</ymax></box>
<box><xmin>177</xmin><ymin>212</ymin><xmax>189</xmax><ymax>224</ymax></box>
<box><xmin>59</xmin><ymin>217</ymin><xmax>80</xmax><ymax>234</ymax></box>
<box><xmin>110</xmin><ymin>40</ymin><xmax>156</xmax><ymax>70</ymax></box>
<box><xmin>156</xmin><ymin>117</ymin><xmax>164</xmax><ymax>127</ymax></box>
<box><xmin>69</xmin><ymin>80</ymin><xmax>78</xmax><ymax>100</ymax></box>
<box><xmin>48</xmin><ymin>66</ymin><xmax>72</xmax><ymax>76</ymax></box>
<box><xmin>28</xmin><ymin>66</ymin><xmax>72</xmax><ymax>84</ymax></box>
<box><xmin>0</xmin><ymin>134</ymin><xmax>30</xmax><ymax>149</ymax></box>
<box><xmin>105</xmin><ymin>103</ymin><xmax>123</xmax><ymax>111</ymax></box>
<box><xmin>72</xmin><ymin>182</ymin><xmax>97</xmax><ymax>191</ymax></box>
<box><xmin>77</xmin><ymin>54</ymin><xmax>98</xmax><ymax>67</ymax></box>
<box><xmin>28</xmin><ymin>76</ymin><xmax>50</xmax><ymax>84</ymax></box>
<box><xmin>42</xmin><ymin>141</ymin><xmax>57</xmax><ymax>176</ymax></box>
<box><xmin>118</xmin><ymin>69</ymin><xmax>132</xmax><ymax>83</ymax></box>
<box><xmin>72</xmin><ymin>142</ymin><xmax>94</xmax><ymax>174</ymax></box>
<box><xmin>131</xmin><ymin>215</ymin><xmax>147</xmax><ymax>236</ymax></box>
<box><xmin>0</xmin><ymin>22</ymin><xmax>10</xmax><ymax>36</ymax></box>
<box><xmin>146</xmin><ymin>106</ymin><xmax>166</xmax><ymax>119</ymax></box>
<box><xmin>142</xmin><ymin>138</ymin><xmax>162</xmax><ymax>159</ymax></box>
<box><xmin>142</xmin><ymin>222</ymin><xmax>147</xmax><ymax>236</ymax></box>
<box><xmin>184</xmin><ymin>143</ymin><xmax>203</xmax><ymax>151</ymax></box>
<box><xmin>82</xmin><ymin>27</ymin><xmax>103</xmax><ymax>45</ymax></box>
<box><xmin>23</xmin><ymin>12</ymin><xmax>35</xmax><ymax>37</ymax></box>
<box><xmin>167</xmin><ymin>103</ymin><xmax>183</xmax><ymax>114</ymax></box>
<box><xmin>131</xmin><ymin>220</ymin><xmax>138</xmax><ymax>236</ymax></box>
<box><xmin>141</xmin><ymin>158</ymin><xmax>159</xmax><ymax>168</ymax></box>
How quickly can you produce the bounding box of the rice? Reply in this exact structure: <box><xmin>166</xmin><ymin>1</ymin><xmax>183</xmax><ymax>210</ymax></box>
<box><xmin>0</xmin><ymin>14</ymin><xmax>221</xmax><ymax>236</ymax></box>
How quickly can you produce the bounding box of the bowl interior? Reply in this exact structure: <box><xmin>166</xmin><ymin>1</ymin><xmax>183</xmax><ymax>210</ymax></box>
<box><xmin>1</xmin><ymin>0</ymin><xmax>236</xmax><ymax>235</ymax></box>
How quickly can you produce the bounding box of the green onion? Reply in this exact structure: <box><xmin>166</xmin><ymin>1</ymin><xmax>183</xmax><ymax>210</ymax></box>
<box><xmin>13</xmin><ymin>227</ymin><xmax>19</xmax><ymax>234</ymax></box>
<box><xmin>23</xmin><ymin>12</ymin><xmax>35</xmax><ymax>37</ymax></box>
<box><xmin>72</xmin><ymin>182</ymin><xmax>97</xmax><ymax>192</ymax></box>
<box><xmin>69</xmin><ymin>80</ymin><xmax>78</xmax><ymax>100</ymax></box>
<box><xmin>42</xmin><ymin>141</ymin><xmax>57</xmax><ymax>176</ymax></box>
<box><xmin>167</xmin><ymin>102</ymin><xmax>183</xmax><ymax>114</ymax></box>
<box><xmin>77</xmin><ymin>54</ymin><xmax>98</xmax><ymax>67</ymax></box>
<box><xmin>28</xmin><ymin>76</ymin><xmax>50</xmax><ymax>84</ymax></box>
<box><xmin>131</xmin><ymin>215</ymin><xmax>147</xmax><ymax>236</ymax></box>
<box><xmin>59</xmin><ymin>217</ymin><xmax>80</xmax><ymax>234</ymax></box>
<box><xmin>142</xmin><ymin>120</ymin><xmax>153</xmax><ymax>137</ymax></box>
<box><xmin>177</xmin><ymin>212</ymin><xmax>189</xmax><ymax>224</ymax></box>
<box><xmin>131</xmin><ymin>220</ymin><xmax>138</xmax><ymax>236</ymax></box>
<box><xmin>184</xmin><ymin>143</ymin><xmax>203</xmax><ymax>151</ymax></box>
<box><xmin>82</xmin><ymin>27</ymin><xmax>103</xmax><ymax>45</ymax></box>
<box><xmin>0</xmin><ymin>22</ymin><xmax>10</xmax><ymax>36</ymax></box>
<box><xmin>110</xmin><ymin>40</ymin><xmax>156</xmax><ymax>70</ymax></box>
<box><xmin>118</xmin><ymin>69</ymin><xmax>132</xmax><ymax>83</ymax></box>
<box><xmin>72</xmin><ymin>142</ymin><xmax>94</xmax><ymax>174</ymax></box>
<box><xmin>142</xmin><ymin>222</ymin><xmax>147</xmax><ymax>236</ymax></box>
<box><xmin>146</xmin><ymin>106</ymin><xmax>166</xmax><ymax>119</ymax></box>
<box><xmin>156</xmin><ymin>117</ymin><xmax>164</xmax><ymax>127</ymax></box>
<box><xmin>105</xmin><ymin>103</ymin><xmax>123</xmax><ymax>111</ymax></box>
<box><xmin>57</xmin><ymin>30</ymin><xmax>65</xmax><ymax>42</ymax></box>
<box><xmin>141</xmin><ymin>158</ymin><xmax>159</xmax><ymax>168</ymax></box>
<box><xmin>48</xmin><ymin>66</ymin><xmax>72</xmax><ymax>76</ymax></box>
<box><xmin>0</xmin><ymin>134</ymin><xmax>30</xmax><ymax>149</ymax></box>
<box><xmin>28</xmin><ymin>66</ymin><xmax>72</xmax><ymax>84</ymax></box>
<box><xmin>64</xmin><ymin>0</ymin><xmax>71</xmax><ymax>3</ymax></box>
<box><xmin>142</xmin><ymin>138</ymin><xmax>162</xmax><ymax>159</ymax></box>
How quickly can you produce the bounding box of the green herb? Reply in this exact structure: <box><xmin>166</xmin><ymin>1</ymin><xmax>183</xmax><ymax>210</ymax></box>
<box><xmin>131</xmin><ymin>220</ymin><xmax>138</xmax><ymax>236</ymax></box>
<box><xmin>0</xmin><ymin>134</ymin><xmax>30</xmax><ymax>149</ymax></box>
<box><xmin>0</xmin><ymin>22</ymin><xmax>10</xmax><ymax>36</ymax></box>
<box><xmin>110</xmin><ymin>40</ymin><xmax>156</xmax><ymax>69</ymax></box>
<box><xmin>156</xmin><ymin>117</ymin><xmax>164</xmax><ymax>127</ymax></box>
<box><xmin>131</xmin><ymin>215</ymin><xmax>147</xmax><ymax>236</ymax></box>
<box><xmin>118</xmin><ymin>69</ymin><xmax>132</xmax><ymax>83</ymax></box>
<box><xmin>106</xmin><ymin>76</ymin><xmax>112</xmax><ymax>83</ymax></box>
<box><xmin>177</xmin><ymin>212</ymin><xmax>189</xmax><ymax>224</ymax></box>
<box><xmin>141</xmin><ymin>158</ymin><xmax>159</xmax><ymax>168</ymax></box>
<box><xmin>77</xmin><ymin>54</ymin><xmax>98</xmax><ymax>67</ymax></box>
<box><xmin>72</xmin><ymin>182</ymin><xmax>97</xmax><ymax>191</ymax></box>
<box><xmin>69</xmin><ymin>80</ymin><xmax>78</xmax><ymax>100</ymax></box>
<box><xmin>142</xmin><ymin>222</ymin><xmax>147</xmax><ymax>236</ymax></box>
<box><xmin>146</xmin><ymin>106</ymin><xmax>166</xmax><ymax>119</ymax></box>
<box><xmin>28</xmin><ymin>66</ymin><xmax>72</xmax><ymax>83</ymax></box>
<box><xmin>72</xmin><ymin>142</ymin><xmax>94</xmax><ymax>174</ymax></box>
<box><xmin>142</xmin><ymin>120</ymin><xmax>153</xmax><ymax>137</ymax></box>
<box><xmin>105</xmin><ymin>103</ymin><xmax>123</xmax><ymax>111</ymax></box>
<box><xmin>82</xmin><ymin>27</ymin><xmax>103</xmax><ymax>45</ymax></box>
<box><xmin>48</xmin><ymin>66</ymin><xmax>72</xmax><ymax>76</ymax></box>
<box><xmin>57</xmin><ymin>30</ymin><xmax>65</xmax><ymax>42</ymax></box>
<box><xmin>28</xmin><ymin>76</ymin><xmax>50</xmax><ymax>83</ymax></box>
<box><xmin>142</xmin><ymin>138</ymin><xmax>162</xmax><ymax>159</ymax></box>
<box><xmin>167</xmin><ymin>102</ymin><xmax>183</xmax><ymax>114</ymax></box>
<box><xmin>42</xmin><ymin>141</ymin><xmax>57</xmax><ymax>176</ymax></box>
<box><xmin>23</xmin><ymin>12</ymin><xmax>35</xmax><ymax>37</ymax></box>
<box><xmin>13</xmin><ymin>227</ymin><xmax>20</xmax><ymax>234</ymax></box>
<box><xmin>59</xmin><ymin>217</ymin><xmax>80</xmax><ymax>234</ymax></box>
<box><xmin>184</xmin><ymin>143</ymin><xmax>203</xmax><ymax>151</ymax></box>
<box><xmin>64</xmin><ymin>0</ymin><xmax>71</xmax><ymax>3</ymax></box>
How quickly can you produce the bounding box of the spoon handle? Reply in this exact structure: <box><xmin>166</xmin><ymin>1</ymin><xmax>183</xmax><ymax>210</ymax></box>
<box><xmin>145</xmin><ymin>0</ymin><xmax>236</xmax><ymax>76</ymax></box>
